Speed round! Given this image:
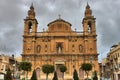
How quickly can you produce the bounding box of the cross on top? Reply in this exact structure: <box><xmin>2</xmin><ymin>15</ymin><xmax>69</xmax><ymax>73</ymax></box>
<box><xmin>58</xmin><ymin>14</ymin><xmax>61</xmax><ymax>19</ymax></box>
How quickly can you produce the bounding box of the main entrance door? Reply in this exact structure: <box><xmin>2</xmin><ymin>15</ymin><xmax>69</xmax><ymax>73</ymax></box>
<box><xmin>56</xmin><ymin>64</ymin><xmax>63</xmax><ymax>78</ymax></box>
<box><xmin>79</xmin><ymin>68</ymin><xmax>84</xmax><ymax>79</ymax></box>
<box><xmin>55</xmin><ymin>59</ymin><xmax>65</xmax><ymax>78</ymax></box>
<box><xmin>36</xmin><ymin>68</ymin><xmax>40</xmax><ymax>79</ymax></box>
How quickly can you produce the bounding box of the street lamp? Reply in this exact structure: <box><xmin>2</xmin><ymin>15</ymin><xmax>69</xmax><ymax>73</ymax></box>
<box><xmin>13</xmin><ymin>55</ymin><xmax>19</xmax><ymax>80</ymax></box>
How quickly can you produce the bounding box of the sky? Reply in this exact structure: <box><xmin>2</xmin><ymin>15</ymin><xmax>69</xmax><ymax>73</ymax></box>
<box><xmin>0</xmin><ymin>0</ymin><xmax>120</xmax><ymax>62</ymax></box>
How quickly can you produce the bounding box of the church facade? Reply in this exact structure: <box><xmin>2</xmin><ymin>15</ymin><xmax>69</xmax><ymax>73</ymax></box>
<box><xmin>22</xmin><ymin>3</ymin><xmax>99</xmax><ymax>80</ymax></box>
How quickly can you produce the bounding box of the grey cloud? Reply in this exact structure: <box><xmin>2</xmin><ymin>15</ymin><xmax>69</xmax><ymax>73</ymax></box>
<box><xmin>0</xmin><ymin>0</ymin><xmax>120</xmax><ymax>61</ymax></box>
<box><xmin>93</xmin><ymin>0</ymin><xmax>120</xmax><ymax>60</ymax></box>
<box><xmin>0</xmin><ymin>0</ymin><xmax>24</xmax><ymax>55</ymax></box>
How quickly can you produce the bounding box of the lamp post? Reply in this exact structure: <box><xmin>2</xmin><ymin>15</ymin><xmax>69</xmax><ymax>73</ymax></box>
<box><xmin>11</xmin><ymin>54</ymin><xmax>16</xmax><ymax>80</ymax></box>
<box><xmin>14</xmin><ymin>58</ymin><xmax>16</xmax><ymax>79</ymax></box>
<box><xmin>12</xmin><ymin>63</ymin><xmax>15</xmax><ymax>79</ymax></box>
<box><xmin>13</xmin><ymin>54</ymin><xmax>19</xmax><ymax>80</ymax></box>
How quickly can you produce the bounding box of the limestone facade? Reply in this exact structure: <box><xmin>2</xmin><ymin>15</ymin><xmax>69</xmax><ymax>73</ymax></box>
<box><xmin>22</xmin><ymin>3</ymin><xmax>99</xmax><ymax>80</ymax></box>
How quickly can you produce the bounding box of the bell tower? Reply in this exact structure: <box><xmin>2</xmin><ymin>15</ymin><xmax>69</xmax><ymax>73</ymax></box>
<box><xmin>82</xmin><ymin>3</ymin><xmax>96</xmax><ymax>36</ymax></box>
<box><xmin>24</xmin><ymin>3</ymin><xmax>38</xmax><ymax>36</ymax></box>
<box><xmin>82</xmin><ymin>3</ymin><xmax>98</xmax><ymax>58</ymax></box>
<box><xmin>22</xmin><ymin>4</ymin><xmax>38</xmax><ymax>57</ymax></box>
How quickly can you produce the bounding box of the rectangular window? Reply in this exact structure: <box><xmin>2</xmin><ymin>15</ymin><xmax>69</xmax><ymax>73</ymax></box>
<box><xmin>118</xmin><ymin>64</ymin><xmax>120</xmax><ymax>68</ymax></box>
<box><xmin>1</xmin><ymin>65</ymin><xmax>4</xmax><ymax>70</ymax></box>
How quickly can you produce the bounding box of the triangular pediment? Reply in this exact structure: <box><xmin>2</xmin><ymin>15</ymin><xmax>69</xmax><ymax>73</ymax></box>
<box><xmin>47</xmin><ymin>18</ymin><xmax>72</xmax><ymax>32</ymax></box>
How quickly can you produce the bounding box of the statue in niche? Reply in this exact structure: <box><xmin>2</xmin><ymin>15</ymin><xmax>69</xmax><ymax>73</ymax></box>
<box><xmin>79</xmin><ymin>45</ymin><xmax>83</xmax><ymax>52</ymax></box>
<box><xmin>57</xmin><ymin>43</ymin><xmax>62</xmax><ymax>53</ymax></box>
<box><xmin>37</xmin><ymin>45</ymin><xmax>41</xmax><ymax>53</ymax></box>
<box><xmin>58</xmin><ymin>46</ymin><xmax>62</xmax><ymax>53</ymax></box>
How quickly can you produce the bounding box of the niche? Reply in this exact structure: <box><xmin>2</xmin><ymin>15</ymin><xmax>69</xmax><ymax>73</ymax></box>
<box><xmin>37</xmin><ymin>45</ymin><xmax>41</xmax><ymax>53</ymax></box>
<box><xmin>56</xmin><ymin>43</ymin><xmax>63</xmax><ymax>53</ymax></box>
<box><xmin>79</xmin><ymin>45</ymin><xmax>83</xmax><ymax>52</ymax></box>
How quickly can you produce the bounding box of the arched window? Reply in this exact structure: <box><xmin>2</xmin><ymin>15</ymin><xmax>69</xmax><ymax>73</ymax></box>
<box><xmin>45</xmin><ymin>45</ymin><xmax>47</xmax><ymax>52</ymax></box>
<box><xmin>45</xmin><ymin>45</ymin><xmax>47</xmax><ymax>48</ymax></box>
<box><xmin>37</xmin><ymin>45</ymin><xmax>41</xmax><ymax>53</ymax></box>
<box><xmin>79</xmin><ymin>45</ymin><xmax>83</xmax><ymax>52</ymax></box>
<box><xmin>88</xmin><ymin>21</ymin><xmax>92</xmax><ymax>33</ymax></box>
<box><xmin>72</xmin><ymin>44</ymin><xmax>75</xmax><ymax>52</ymax></box>
<box><xmin>28</xmin><ymin>21</ymin><xmax>32</xmax><ymax>33</ymax></box>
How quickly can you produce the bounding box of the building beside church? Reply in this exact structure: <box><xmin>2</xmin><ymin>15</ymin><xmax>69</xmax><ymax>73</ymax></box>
<box><xmin>22</xmin><ymin>3</ymin><xmax>99</xmax><ymax>80</ymax></box>
<box><xmin>100</xmin><ymin>42</ymin><xmax>120</xmax><ymax>80</ymax></box>
<box><xmin>0</xmin><ymin>53</ymin><xmax>18</xmax><ymax>79</ymax></box>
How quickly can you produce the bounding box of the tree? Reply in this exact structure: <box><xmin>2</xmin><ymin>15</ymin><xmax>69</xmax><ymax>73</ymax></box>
<box><xmin>73</xmin><ymin>69</ymin><xmax>79</xmax><ymax>80</ymax></box>
<box><xmin>4</xmin><ymin>68</ymin><xmax>12</xmax><ymax>80</ymax></box>
<box><xmin>30</xmin><ymin>69</ymin><xmax>37</xmax><ymax>80</ymax></box>
<box><xmin>81</xmin><ymin>63</ymin><xmax>92</xmax><ymax>80</ymax></box>
<box><xmin>59</xmin><ymin>65</ymin><xmax>67</xmax><ymax>80</ymax></box>
<box><xmin>19</xmin><ymin>61</ymin><xmax>32</xmax><ymax>80</ymax></box>
<box><xmin>42</xmin><ymin>64</ymin><xmax>54</xmax><ymax>80</ymax></box>
<box><xmin>93</xmin><ymin>71</ymin><xmax>98</xmax><ymax>80</ymax></box>
<box><xmin>52</xmin><ymin>71</ymin><xmax>58</xmax><ymax>80</ymax></box>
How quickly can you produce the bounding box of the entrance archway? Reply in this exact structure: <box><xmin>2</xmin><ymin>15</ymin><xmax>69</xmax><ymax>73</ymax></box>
<box><xmin>36</xmin><ymin>68</ymin><xmax>40</xmax><ymax>79</ymax></box>
<box><xmin>55</xmin><ymin>59</ymin><xmax>65</xmax><ymax>78</ymax></box>
<box><xmin>56</xmin><ymin>64</ymin><xmax>63</xmax><ymax>78</ymax></box>
<box><xmin>79</xmin><ymin>68</ymin><xmax>84</xmax><ymax>79</ymax></box>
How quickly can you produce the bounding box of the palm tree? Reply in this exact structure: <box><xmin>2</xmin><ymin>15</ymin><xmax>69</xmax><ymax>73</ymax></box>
<box><xmin>81</xmin><ymin>63</ymin><xmax>92</xmax><ymax>80</ymax></box>
<box><xmin>59</xmin><ymin>65</ymin><xmax>67</xmax><ymax>80</ymax></box>
<box><xmin>42</xmin><ymin>64</ymin><xmax>54</xmax><ymax>80</ymax></box>
<box><xmin>19</xmin><ymin>61</ymin><xmax>32</xmax><ymax>80</ymax></box>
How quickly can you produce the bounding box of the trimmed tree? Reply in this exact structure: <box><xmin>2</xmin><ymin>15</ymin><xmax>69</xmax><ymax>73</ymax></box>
<box><xmin>42</xmin><ymin>64</ymin><xmax>54</xmax><ymax>80</ymax></box>
<box><xmin>4</xmin><ymin>68</ymin><xmax>12</xmax><ymax>80</ymax></box>
<box><xmin>73</xmin><ymin>69</ymin><xmax>79</xmax><ymax>80</ymax></box>
<box><xmin>30</xmin><ymin>69</ymin><xmax>37</xmax><ymax>80</ymax></box>
<box><xmin>52</xmin><ymin>71</ymin><xmax>58</xmax><ymax>80</ymax></box>
<box><xmin>93</xmin><ymin>71</ymin><xmax>98</xmax><ymax>80</ymax></box>
<box><xmin>19</xmin><ymin>61</ymin><xmax>32</xmax><ymax>80</ymax></box>
<box><xmin>81</xmin><ymin>63</ymin><xmax>92</xmax><ymax>80</ymax></box>
<box><xmin>59</xmin><ymin>65</ymin><xmax>67</xmax><ymax>80</ymax></box>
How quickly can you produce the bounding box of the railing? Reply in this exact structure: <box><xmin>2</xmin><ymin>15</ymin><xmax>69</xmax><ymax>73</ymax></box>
<box><xmin>36</xmin><ymin>31</ymin><xmax>83</xmax><ymax>37</ymax></box>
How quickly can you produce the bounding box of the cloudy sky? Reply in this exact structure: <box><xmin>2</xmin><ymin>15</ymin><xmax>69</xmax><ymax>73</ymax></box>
<box><xmin>0</xmin><ymin>0</ymin><xmax>120</xmax><ymax>62</ymax></box>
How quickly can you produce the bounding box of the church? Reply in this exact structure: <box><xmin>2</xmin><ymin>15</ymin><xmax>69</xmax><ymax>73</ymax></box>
<box><xmin>22</xmin><ymin>3</ymin><xmax>99</xmax><ymax>80</ymax></box>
